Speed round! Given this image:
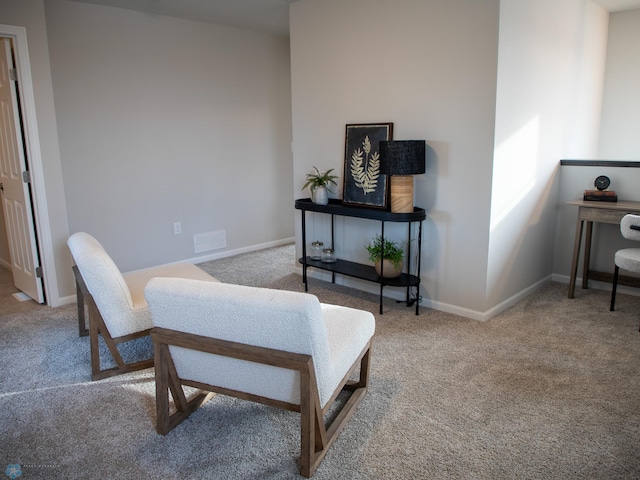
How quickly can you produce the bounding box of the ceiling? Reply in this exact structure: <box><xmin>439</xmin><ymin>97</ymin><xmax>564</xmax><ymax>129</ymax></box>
<box><xmin>593</xmin><ymin>0</ymin><xmax>640</xmax><ymax>12</ymax></box>
<box><xmin>70</xmin><ymin>0</ymin><xmax>299</xmax><ymax>36</ymax></box>
<box><xmin>71</xmin><ymin>0</ymin><xmax>640</xmax><ymax>36</ymax></box>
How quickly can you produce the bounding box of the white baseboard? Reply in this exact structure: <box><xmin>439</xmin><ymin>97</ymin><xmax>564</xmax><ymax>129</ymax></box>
<box><xmin>305</xmin><ymin>267</ymin><xmax>553</xmax><ymax>321</ymax></box>
<box><xmin>422</xmin><ymin>274</ymin><xmax>638</xmax><ymax>320</ymax></box>
<box><xmin>552</xmin><ymin>273</ymin><xmax>640</xmax><ymax>297</ymax></box>
<box><xmin>124</xmin><ymin>237</ymin><xmax>296</xmax><ymax>275</ymax></box>
<box><xmin>67</xmin><ymin>243</ymin><xmax>626</xmax><ymax>321</ymax></box>
<box><xmin>186</xmin><ymin>237</ymin><xmax>296</xmax><ymax>265</ymax></box>
<box><xmin>59</xmin><ymin>238</ymin><xmax>296</xmax><ymax>307</ymax></box>
<box><xmin>58</xmin><ymin>294</ymin><xmax>78</xmax><ymax>306</ymax></box>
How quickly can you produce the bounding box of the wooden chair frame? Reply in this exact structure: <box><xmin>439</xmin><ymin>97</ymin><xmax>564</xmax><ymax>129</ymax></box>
<box><xmin>74</xmin><ymin>266</ymin><xmax>89</xmax><ymax>337</ymax></box>
<box><xmin>73</xmin><ymin>266</ymin><xmax>154</xmax><ymax>381</ymax></box>
<box><xmin>151</xmin><ymin>326</ymin><xmax>372</xmax><ymax>478</ymax></box>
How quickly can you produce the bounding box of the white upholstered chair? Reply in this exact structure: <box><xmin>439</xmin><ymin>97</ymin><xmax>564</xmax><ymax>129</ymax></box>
<box><xmin>67</xmin><ymin>232</ymin><xmax>218</xmax><ymax>380</ymax></box>
<box><xmin>610</xmin><ymin>214</ymin><xmax>640</xmax><ymax>314</ymax></box>
<box><xmin>144</xmin><ymin>277</ymin><xmax>375</xmax><ymax>478</ymax></box>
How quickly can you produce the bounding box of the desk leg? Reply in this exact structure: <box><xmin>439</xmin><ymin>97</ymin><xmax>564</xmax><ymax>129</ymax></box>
<box><xmin>582</xmin><ymin>221</ymin><xmax>593</xmax><ymax>290</ymax></box>
<box><xmin>568</xmin><ymin>217</ymin><xmax>584</xmax><ymax>299</ymax></box>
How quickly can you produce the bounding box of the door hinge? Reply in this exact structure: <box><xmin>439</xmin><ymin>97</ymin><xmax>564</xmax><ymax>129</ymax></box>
<box><xmin>22</xmin><ymin>171</ymin><xmax>30</xmax><ymax>183</ymax></box>
<box><xmin>9</xmin><ymin>68</ymin><xmax>17</xmax><ymax>81</ymax></box>
<box><xmin>35</xmin><ymin>266</ymin><xmax>43</xmax><ymax>278</ymax></box>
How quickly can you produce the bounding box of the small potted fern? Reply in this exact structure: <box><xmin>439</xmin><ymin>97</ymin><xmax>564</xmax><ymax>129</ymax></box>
<box><xmin>302</xmin><ymin>166</ymin><xmax>339</xmax><ymax>205</ymax></box>
<box><xmin>365</xmin><ymin>235</ymin><xmax>404</xmax><ymax>278</ymax></box>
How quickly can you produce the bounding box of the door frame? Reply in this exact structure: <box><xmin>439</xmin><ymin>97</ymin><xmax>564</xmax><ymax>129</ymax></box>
<box><xmin>1</xmin><ymin>24</ymin><xmax>57</xmax><ymax>306</ymax></box>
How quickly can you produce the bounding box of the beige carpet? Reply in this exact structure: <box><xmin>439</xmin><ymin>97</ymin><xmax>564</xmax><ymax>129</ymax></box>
<box><xmin>1</xmin><ymin>244</ymin><xmax>639</xmax><ymax>479</ymax></box>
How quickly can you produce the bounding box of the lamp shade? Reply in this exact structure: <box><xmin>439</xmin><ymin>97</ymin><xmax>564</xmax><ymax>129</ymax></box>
<box><xmin>379</xmin><ymin>140</ymin><xmax>426</xmax><ymax>175</ymax></box>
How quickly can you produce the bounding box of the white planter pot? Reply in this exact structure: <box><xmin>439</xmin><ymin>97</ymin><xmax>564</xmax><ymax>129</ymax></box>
<box><xmin>312</xmin><ymin>186</ymin><xmax>329</xmax><ymax>205</ymax></box>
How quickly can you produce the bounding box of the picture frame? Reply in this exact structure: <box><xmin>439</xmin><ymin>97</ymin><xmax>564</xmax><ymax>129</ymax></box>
<box><xmin>342</xmin><ymin>122</ymin><xmax>393</xmax><ymax>209</ymax></box>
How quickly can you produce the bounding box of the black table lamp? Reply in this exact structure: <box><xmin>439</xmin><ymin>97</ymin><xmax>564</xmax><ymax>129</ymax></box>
<box><xmin>379</xmin><ymin>140</ymin><xmax>426</xmax><ymax>213</ymax></box>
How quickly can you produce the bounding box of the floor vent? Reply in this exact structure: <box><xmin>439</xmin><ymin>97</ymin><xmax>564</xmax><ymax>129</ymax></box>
<box><xmin>12</xmin><ymin>292</ymin><xmax>30</xmax><ymax>302</ymax></box>
<box><xmin>194</xmin><ymin>230</ymin><xmax>227</xmax><ymax>254</ymax></box>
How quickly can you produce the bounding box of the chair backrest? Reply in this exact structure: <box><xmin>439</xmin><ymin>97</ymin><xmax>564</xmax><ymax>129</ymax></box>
<box><xmin>144</xmin><ymin>277</ymin><xmax>333</xmax><ymax>406</ymax></box>
<box><xmin>621</xmin><ymin>214</ymin><xmax>640</xmax><ymax>242</ymax></box>
<box><xmin>67</xmin><ymin>232</ymin><xmax>140</xmax><ymax>337</ymax></box>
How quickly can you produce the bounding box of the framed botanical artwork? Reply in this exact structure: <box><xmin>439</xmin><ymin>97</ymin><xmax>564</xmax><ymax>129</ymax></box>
<box><xmin>342</xmin><ymin>122</ymin><xmax>393</xmax><ymax>209</ymax></box>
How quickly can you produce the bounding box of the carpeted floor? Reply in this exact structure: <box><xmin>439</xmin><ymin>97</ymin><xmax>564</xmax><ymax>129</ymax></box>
<box><xmin>1</xmin><ymin>244</ymin><xmax>639</xmax><ymax>479</ymax></box>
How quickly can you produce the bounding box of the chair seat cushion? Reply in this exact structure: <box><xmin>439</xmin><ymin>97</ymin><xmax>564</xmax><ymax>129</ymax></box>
<box><xmin>615</xmin><ymin>248</ymin><xmax>640</xmax><ymax>273</ymax></box>
<box><xmin>114</xmin><ymin>263</ymin><xmax>219</xmax><ymax>337</ymax></box>
<box><xmin>321</xmin><ymin>304</ymin><xmax>375</xmax><ymax>404</ymax></box>
<box><xmin>124</xmin><ymin>263</ymin><xmax>218</xmax><ymax>310</ymax></box>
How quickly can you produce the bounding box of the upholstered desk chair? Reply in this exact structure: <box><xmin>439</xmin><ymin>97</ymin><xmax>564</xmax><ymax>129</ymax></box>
<box><xmin>610</xmin><ymin>214</ymin><xmax>640</xmax><ymax>315</ymax></box>
<box><xmin>67</xmin><ymin>232</ymin><xmax>218</xmax><ymax>380</ymax></box>
<box><xmin>145</xmin><ymin>278</ymin><xmax>375</xmax><ymax>478</ymax></box>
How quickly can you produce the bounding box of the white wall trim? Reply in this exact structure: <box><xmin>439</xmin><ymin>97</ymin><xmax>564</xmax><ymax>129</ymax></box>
<box><xmin>475</xmin><ymin>275</ymin><xmax>550</xmax><ymax>321</ymax></box>
<box><xmin>0</xmin><ymin>24</ymin><xmax>58</xmax><ymax>307</ymax></box>
<box><xmin>58</xmin><ymin>267</ymin><xmax>637</xmax><ymax>312</ymax></box>
<box><xmin>303</xmin><ymin>269</ymin><xmax>552</xmax><ymax>322</ymax></box>
<box><xmin>181</xmin><ymin>237</ymin><xmax>296</xmax><ymax>266</ymax></box>
<box><xmin>552</xmin><ymin>273</ymin><xmax>640</xmax><ymax>298</ymax></box>
<box><xmin>57</xmin><ymin>237</ymin><xmax>297</xmax><ymax>306</ymax></box>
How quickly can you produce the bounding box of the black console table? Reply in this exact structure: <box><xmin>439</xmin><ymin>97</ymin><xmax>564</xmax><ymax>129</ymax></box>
<box><xmin>295</xmin><ymin>198</ymin><xmax>426</xmax><ymax>314</ymax></box>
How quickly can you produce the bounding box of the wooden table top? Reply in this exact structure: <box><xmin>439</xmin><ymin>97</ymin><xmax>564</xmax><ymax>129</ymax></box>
<box><xmin>567</xmin><ymin>199</ymin><xmax>640</xmax><ymax>211</ymax></box>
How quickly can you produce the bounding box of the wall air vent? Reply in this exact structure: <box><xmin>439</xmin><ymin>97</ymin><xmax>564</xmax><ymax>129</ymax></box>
<box><xmin>193</xmin><ymin>230</ymin><xmax>226</xmax><ymax>254</ymax></box>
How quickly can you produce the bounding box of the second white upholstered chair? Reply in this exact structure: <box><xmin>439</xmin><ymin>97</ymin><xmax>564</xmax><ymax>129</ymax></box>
<box><xmin>68</xmin><ymin>232</ymin><xmax>218</xmax><ymax>380</ymax></box>
<box><xmin>610</xmin><ymin>214</ymin><xmax>640</xmax><ymax>313</ymax></box>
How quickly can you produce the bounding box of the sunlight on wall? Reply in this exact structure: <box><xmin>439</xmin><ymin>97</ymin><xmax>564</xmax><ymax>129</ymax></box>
<box><xmin>490</xmin><ymin>116</ymin><xmax>540</xmax><ymax>231</ymax></box>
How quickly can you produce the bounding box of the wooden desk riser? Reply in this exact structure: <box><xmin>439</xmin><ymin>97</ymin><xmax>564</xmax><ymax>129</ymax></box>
<box><xmin>567</xmin><ymin>199</ymin><xmax>640</xmax><ymax>298</ymax></box>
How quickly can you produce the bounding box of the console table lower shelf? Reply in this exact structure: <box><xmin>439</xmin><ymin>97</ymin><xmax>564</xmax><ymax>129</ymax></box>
<box><xmin>299</xmin><ymin>257</ymin><xmax>421</xmax><ymax>315</ymax></box>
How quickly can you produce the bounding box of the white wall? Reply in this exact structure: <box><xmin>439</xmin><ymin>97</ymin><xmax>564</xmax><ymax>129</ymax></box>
<box><xmin>598</xmin><ymin>8</ymin><xmax>640</xmax><ymax>159</ymax></box>
<box><xmin>0</xmin><ymin>0</ymin><xmax>624</xmax><ymax>310</ymax></box>
<box><xmin>488</xmin><ymin>1</ymin><xmax>609</xmax><ymax>309</ymax></box>
<box><xmin>291</xmin><ymin>0</ymin><xmax>500</xmax><ymax>316</ymax></box>
<box><xmin>45</xmin><ymin>0</ymin><xmax>293</xmax><ymax>276</ymax></box>
<box><xmin>553</xmin><ymin>7</ymin><xmax>640</xmax><ymax>287</ymax></box>
<box><xmin>291</xmin><ymin>0</ymin><xmax>612</xmax><ymax>319</ymax></box>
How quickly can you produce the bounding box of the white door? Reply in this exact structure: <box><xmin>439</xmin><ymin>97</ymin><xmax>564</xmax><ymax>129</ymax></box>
<box><xmin>0</xmin><ymin>38</ymin><xmax>44</xmax><ymax>303</ymax></box>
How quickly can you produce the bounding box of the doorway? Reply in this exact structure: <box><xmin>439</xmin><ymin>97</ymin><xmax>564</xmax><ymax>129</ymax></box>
<box><xmin>0</xmin><ymin>25</ymin><xmax>54</xmax><ymax>306</ymax></box>
<box><xmin>0</xmin><ymin>35</ymin><xmax>44</xmax><ymax>304</ymax></box>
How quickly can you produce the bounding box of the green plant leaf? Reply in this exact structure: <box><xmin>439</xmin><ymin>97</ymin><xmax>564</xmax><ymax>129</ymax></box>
<box><xmin>302</xmin><ymin>166</ymin><xmax>339</xmax><ymax>192</ymax></box>
<box><xmin>364</xmin><ymin>235</ymin><xmax>404</xmax><ymax>267</ymax></box>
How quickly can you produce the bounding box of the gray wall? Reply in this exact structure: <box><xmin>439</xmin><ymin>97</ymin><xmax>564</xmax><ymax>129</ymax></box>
<box><xmin>599</xmin><ymin>8</ymin><xmax>640</xmax><ymax>159</ymax></box>
<box><xmin>291</xmin><ymin>0</ymin><xmax>500</xmax><ymax>318</ymax></box>
<box><xmin>487</xmin><ymin>0</ymin><xmax>608</xmax><ymax>311</ymax></box>
<box><xmin>1</xmin><ymin>0</ymin><xmax>635</xmax><ymax>311</ymax></box>
<box><xmin>44</xmin><ymin>0</ymin><xmax>294</xmax><ymax>276</ymax></box>
<box><xmin>0</xmin><ymin>0</ymin><xmax>294</xmax><ymax>304</ymax></box>
<box><xmin>290</xmin><ymin>0</ymin><xmax>609</xmax><ymax>319</ymax></box>
<box><xmin>553</xmin><ymin>8</ymin><xmax>640</xmax><ymax>289</ymax></box>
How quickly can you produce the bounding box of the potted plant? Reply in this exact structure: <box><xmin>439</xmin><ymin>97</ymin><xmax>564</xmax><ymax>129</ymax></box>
<box><xmin>302</xmin><ymin>166</ymin><xmax>339</xmax><ymax>205</ymax></box>
<box><xmin>365</xmin><ymin>235</ymin><xmax>405</xmax><ymax>278</ymax></box>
